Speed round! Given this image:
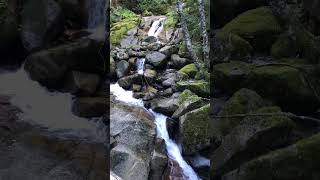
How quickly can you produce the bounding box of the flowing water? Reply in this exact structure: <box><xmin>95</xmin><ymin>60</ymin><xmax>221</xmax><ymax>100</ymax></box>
<box><xmin>88</xmin><ymin>0</ymin><xmax>106</xmax><ymax>29</ymax></box>
<box><xmin>148</xmin><ymin>17</ymin><xmax>166</xmax><ymax>37</ymax></box>
<box><xmin>111</xmin><ymin>17</ymin><xmax>200</xmax><ymax>179</ymax></box>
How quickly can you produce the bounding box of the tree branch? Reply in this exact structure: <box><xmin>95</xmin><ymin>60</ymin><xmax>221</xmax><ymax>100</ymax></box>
<box><xmin>213</xmin><ymin>112</ymin><xmax>320</xmax><ymax>124</ymax></box>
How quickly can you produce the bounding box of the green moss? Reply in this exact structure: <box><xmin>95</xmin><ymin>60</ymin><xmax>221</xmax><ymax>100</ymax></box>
<box><xmin>271</xmin><ymin>33</ymin><xmax>299</xmax><ymax>58</ymax></box>
<box><xmin>296</xmin><ymin>29</ymin><xmax>320</xmax><ymax>64</ymax></box>
<box><xmin>180</xmin><ymin>104</ymin><xmax>210</xmax><ymax>154</ymax></box>
<box><xmin>110</xmin><ymin>16</ymin><xmax>140</xmax><ymax>45</ymax></box>
<box><xmin>219</xmin><ymin>88</ymin><xmax>264</xmax><ymax>135</ymax></box>
<box><xmin>176</xmin><ymin>80</ymin><xmax>210</xmax><ymax>97</ymax></box>
<box><xmin>222</xmin><ymin>7</ymin><xmax>282</xmax><ymax>51</ymax></box>
<box><xmin>233</xmin><ymin>133</ymin><xmax>320</xmax><ymax>180</ymax></box>
<box><xmin>178</xmin><ymin>89</ymin><xmax>201</xmax><ymax>105</ymax></box>
<box><xmin>164</xmin><ymin>11</ymin><xmax>177</xmax><ymax>30</ymax></box>
<box><xmin>178</xmin><ymin>64</ymin><xmax>197</xmax><ymax>78</ymax></box>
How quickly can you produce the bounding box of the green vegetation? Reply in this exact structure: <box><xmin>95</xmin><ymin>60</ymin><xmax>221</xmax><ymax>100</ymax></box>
<box><xmin>110</xmin><ymin>7</ymin><xmax>140</xmax><ymax>44</ymax></box>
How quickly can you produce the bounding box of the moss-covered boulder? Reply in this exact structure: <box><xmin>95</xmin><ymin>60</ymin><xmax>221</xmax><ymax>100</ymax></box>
<box><xmin>213</xmin><ymin>61</ymin><xmax>320</xmax><ymax>113</ymax></box>
<box><xmin>180</xmin><ymin>104</ymin><xmax>210</xmax><ymax>155</ymax></box>
<box><xmin>271</xmin><ymin>30</ymin><xmax>320</xmax><ymax>63</ymax></box>
<box><xmin>172</xmin><ymin>90</ymin><xmax>204</xmax><ymax>119</ymax></box>
<box><xmin>271</xmin><ymin>33</ymin><xmax>299</xmax><ymax>58</ymax></box>
<box><xmin>213</xmin><ymin>61</ymin><xmax>251</xmax><ymax>94</ymax></box>
<box><xmin>216</xmin><ymin>88</ymin><xmax>265</xmax><ymax>136</ymax></box>
<box><xmin>247</xmin><ymin>64</ymin><xmax>320</xmax><ymax>113</ymax></box>
<box><xmin>211</xmin><ymin>106</ymin><xmax>296</xmax><ymax>178</ymax></box>
<box><xmin>295</xmin><ymin>29</ymin><xmax>320</xmax><ymax>64</ymax></box>
<box><xmin>110</xmin><ymin>16</ymin><xmax>139</xmax><ymax>45</ymax></box>
<box><xmin>0</xmin><ymin>1</ymin><xmax>19</xmax><ymax>55</ymax></box>
<box><xmin>214</xmin><ymin>32</ymin><xmax>253</xmax><ymax>62</ymax></box>
<box><xmin>223</xmin><ymin>132</ymin><xmax>320</xmax><ymax>180</ymax></box>
<box><xmin>178</xmin><ymin>64</ymin><xmax>197</xmax><ymax>78</ymax></box>
<box><xmin>176</xmin><ymin>80</ymin><xmax>210</xmax><ymax>98</ymax></box>
<box><xmin>222</xmin><ymin>7</ymin><xmax>282</xmax><ymax>51</ymax></box>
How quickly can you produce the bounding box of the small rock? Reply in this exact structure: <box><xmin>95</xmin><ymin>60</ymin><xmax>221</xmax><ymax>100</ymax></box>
<box><xmin>132</xmin><ymin>84</ymin><xmax>142</xmax><ymax>92</ymax></box>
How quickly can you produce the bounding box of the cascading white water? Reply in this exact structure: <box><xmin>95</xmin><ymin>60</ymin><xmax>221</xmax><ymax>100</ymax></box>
<box><xmin>150</xmin><ymin>110</ymin><xmax>200</xmax><ymax>179</ymax></box>
<box><xmin>148</xmin><ymin>17</ymin><xmax>166</xmax><ymax>38</ymax></box>
<box><xmin>88</xmin><ymin>0</ymin><xmax>106</xmax><ymax>29</ymax></box>
<box><xmin>136</xmin><ymin>57</ymin><xmax>145</xmax><ymax>75</ymax></box>
<box><xmin>0</xmin><ymin>68</ymin><xmax>102</xmax><ymax>139</ymax></box>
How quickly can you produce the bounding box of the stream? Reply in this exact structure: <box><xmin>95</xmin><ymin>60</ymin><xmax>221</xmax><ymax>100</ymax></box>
<box><xmin>111</xmin><ymin>18</ymin><xmax>201</xmax><ymax>179</ymax></box>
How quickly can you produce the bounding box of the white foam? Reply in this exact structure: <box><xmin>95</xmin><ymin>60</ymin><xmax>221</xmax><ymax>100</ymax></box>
<box><xmin>110</xmin><ymin>83</ymin><xmax>144</xmax><ymax>107</ymax></box>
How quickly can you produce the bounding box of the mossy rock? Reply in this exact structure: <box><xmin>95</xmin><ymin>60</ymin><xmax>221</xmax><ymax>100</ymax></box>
<box><xmin>178</xmin><ymin>64</ymin><xmax>197</xmax><ymax>78</ymax></box>
<box><xmin>176</xmin><ymin>80</ymin><xmax>210</xmax><ymax>98</ymax></box>
<box><xmin>213</xmin><ymin>61</ymin><xmax>251</xmax><ymax>94</ymax></box>
<box><xmin>217</xmin><ymin>88</ymin><xmax>265</xmax><ymax>136</ymax></box>
<box><xmin>295</xmin><ymin>29</ymin><xmax>320</xmax><ymax>64</ymax></box>
<box><xmin>222</xmin><ymin>7</ymin><xmax>282</xmax><ymax>52</ymax></box>
<box><xmin>247</xmin><ymin>64</ymin><xmax>319</xmax><ymax>113</ymax></box>
<box><xmin>178</xmin><ymin>89</ymin><xmax>201</xmax><ymax>105</ymax></box>
<box><xmin>180</xmin><ymin>104</ymin><xmax>210</xmax><ymax>154</ymax></box>
<box><xmin>222</xmin><ymin>132</ymin><xmax>320</xmax><ymax>180</ymax></box>
<box><xmin>110</xmin><ymin>17</ymin><xmax>140</xmax><ymax>45</ymax></box>
<box><xmin>271</xmin><ymin>30</ymin><xmax>320</xmax><ymax>63</ymax></box>
<box><xmin>214</xmin><ymin>32</ymin><xmax>253</xmax><ymax>62</ymax></box>
<box><xmin>271</xmin><ymin>33</ymin><xmax>299</xmax><ymax>58</ymax></box>
<box><xmin>211</xmin><ymin>105</ymin><xmax>295</xmax><ymax>178</ymax></box>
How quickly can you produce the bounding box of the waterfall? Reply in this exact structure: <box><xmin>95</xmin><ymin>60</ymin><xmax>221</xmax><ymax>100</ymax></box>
<box><xmin>88</xmin><ymin>0</ymin><xmax>106</xmax><ymax>29</ymax></box>
<box><xmin>148</xmin><ymin>17</ymin><xmax>166</xmax><ymax>38</ymax></box>
<box><xmin>136</xmin><ymin>58</ymin><xmax>145</xmax><ymax>75</ymax></box>
<box><xmin>150</xmin><ymin>110</ymin><xmax>200</xmax><ymax>179</ymax></box>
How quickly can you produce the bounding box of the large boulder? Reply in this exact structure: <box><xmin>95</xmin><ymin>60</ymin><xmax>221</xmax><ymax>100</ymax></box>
<box><xmin>213</xmin><ymin>61</ymin><xmax>320</xmax><ymax>113</ymax></box>
<box><xmin>64</xmin><ymin>71</ymin><xmax>101</xmax><ymax>95</ymax></box>
<box><xmin>271</xmin><ymin>30</ymin><xmax>320</xmax><ymax>63</ymax></box>
<box><xmin>146</xmin><ymin>51</ymin><xmax>167</xmax><ymax>68</ymax></box>
<box><xmin>110</xmin><ymin>101</ymin><xmax>156</xmax><ymax>180</ymax></box>
<box><xmin>246</xmin><ymin>64</ymin><xmax>320</xmax><ymax>113</ymax></box>
<box><xmin>180</xmin><ymin>104</ymin><xmax>210</xmax><ymax>155</ymax></box>
<box><xmin>211</xmin><ymin>106</ymin><xmax>296</xmax><ymax>178</ymax></box>
<box><xmin>222</xmin><ymin>7</ymin><xmax>282</xmax><ymax>52</ymax></box>
<box><xmin>215</xmin><ymin>88</ymin><xmax>264</xmax><ymax>137</ymax></box>
<box><xmin>21</xmin><ymin>0</ymin><xmax>64</xmax><ymax>51</ymax></box>
<box><xmin>223</xmin><ymin>132</ymin><xmax>320</xmax><ymax>180</ymax></box>
<box><xmin>24</xmin><ymin>37</ymin><xmax>103</xmax><ymax>88</ymax></box>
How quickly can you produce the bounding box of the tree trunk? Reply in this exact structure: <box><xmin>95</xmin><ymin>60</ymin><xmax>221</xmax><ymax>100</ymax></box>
<box><xmin>176</xmin><ymin>0</ymin><xmax>201</xmax><ymax>69</ymax></box>
<box><xmin>198</xmin><ymin>0</ymin><xmax>209</xmax><ymax>69</ymax></box>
